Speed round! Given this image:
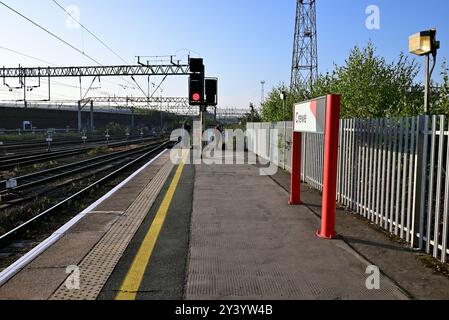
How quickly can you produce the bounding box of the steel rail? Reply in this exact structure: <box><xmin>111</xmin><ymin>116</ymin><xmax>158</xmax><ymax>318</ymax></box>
<box><xmin>0</xmin><ymin>140</ymin><xmax>165</xmax><ymax>193</ymax></box>
<box><xmin>0</xmin><ymin>141</ymin><xmax>171</xmax><ymax>243</ymax></box>
<box><xmin>0</xmin><ymin>135</ymin><xmax>144</xmax><ymax>149</ymax></box>
<box><xmin>0</xmin><ymin>136</ymin><xmax>157</xmax><ymax>160</ymax></box>
<box><xmin>0</xmin><ymin>137</ymin><xmax>162</xmax><ymax>169</ymax></box>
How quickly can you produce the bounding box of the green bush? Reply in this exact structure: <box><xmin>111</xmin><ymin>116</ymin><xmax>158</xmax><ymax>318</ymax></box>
<box><xmin>260</xmin><ymin>41</ymin><xmax>449</xmax><ymax>120</ymax></box>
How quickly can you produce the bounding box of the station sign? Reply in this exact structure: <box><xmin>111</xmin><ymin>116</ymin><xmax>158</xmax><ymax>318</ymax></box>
<box><xmin>293</xmin><ymin>96</ymin><xmax>327</xmax><ymax>134</ymax></box>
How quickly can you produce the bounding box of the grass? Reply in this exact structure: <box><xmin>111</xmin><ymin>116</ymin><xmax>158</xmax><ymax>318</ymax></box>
<box><xmin>87</xmin><ymin>147</ymin><xmax>110</xmax><ymax>157</ymax></box>
<box><xmin>418</xmin><ymin>254</ymin><xmax>449</xmax><ymax>278</ymax></box>
<box><xmin>32</xmin><ymin>161</ymin><xmax>58</xmax><ymax>171</ymax></box>
<box><xmin>0</xmin><ymin>133</ymin><xmax>45</xmax><ymax>142</ymax></box>
<box><xmin>0</xmin><ymin>196</ymin><xmax>53</xmax><ymax>238</ymax></box>
<box><xmin>0</xmin><ymin>166</ymin><xmax>22</xmax><ymax>179</ymax></box>
<box><xmin>0</xmin><ymin>131</ymin><xmax>82</xmax><ymax>143</ymax></box>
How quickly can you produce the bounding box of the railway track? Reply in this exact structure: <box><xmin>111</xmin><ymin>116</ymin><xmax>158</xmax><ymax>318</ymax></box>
<box><xmin>0</xmin><ymin>137</ymin><xmax>164</xmax><ymax>170</ymax></box>
<box><xmin>0</xmin><ymin>135</ymin><xmax>145</xmax><ymax>151</ymax></box>
<box><xmin>0</xmin><ymin>136</ymin><xmax>147</xmax><ymax>161</ymax></box>
<box><xmin>0</xmin><ymin>140</ymin><xmax>172</xmax><ymax>244</ymax></box>
<box><xmin>0</xmin><ymin>139</ymin><xmax>168</xmax><ymax>209</ymax></box>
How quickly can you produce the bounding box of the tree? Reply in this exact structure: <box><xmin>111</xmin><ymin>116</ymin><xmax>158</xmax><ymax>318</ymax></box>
<box><xmin>312</xmin><ymin>42</ymin><xmax>421</xmax><ymax>118</ymax></box>
<box><xmin>261</xmin><ymin>41</ymin><xmax>423</xmax><ymax>121</ymax></box>
<box><xmin>260</xmin><ymin>84</ymin><xmax>307</xmax><ymax>122</ymax></box>
<box><xmin>432</xmin><ymin>60</ymin><xmax>449</xmax><ymax>116</ymax></box>
<box><xmin>240</xmin><ymin>103</ymin><xmax>262</xmax><ymax>125</ymax></box>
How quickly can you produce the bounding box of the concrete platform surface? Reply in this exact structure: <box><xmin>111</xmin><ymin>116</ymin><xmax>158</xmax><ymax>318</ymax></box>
<box><xmin>269</xmin><ymin>168</ymin><xmax>449</xmax><ymax>300</ymax></box>
<box><xmin>0</xmin><ymin>151</ymin><xmax>172</xmax><ymax>300</ymax></box>
<box><xmin>185</xmin><ymin>153</ymin><xmax>408</xmax><ymax>300</ymax></box>
<box><xmin>2</xmin><ymin>150</ymin><xmax>441</xmax><ymax>300</ymax></box>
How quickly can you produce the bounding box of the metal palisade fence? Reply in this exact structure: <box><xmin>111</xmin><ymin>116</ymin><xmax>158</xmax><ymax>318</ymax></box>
<box><xmin>247</xmin><ymin>115</ymin><xmax>449</xmax><ymax>263</ymax></box>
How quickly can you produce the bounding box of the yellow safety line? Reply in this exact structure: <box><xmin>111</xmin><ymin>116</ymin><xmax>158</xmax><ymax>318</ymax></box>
<box><xmin>115</xmin><ymin>151</ymin><xmax>188</xmax><ymax>300</ymax></box>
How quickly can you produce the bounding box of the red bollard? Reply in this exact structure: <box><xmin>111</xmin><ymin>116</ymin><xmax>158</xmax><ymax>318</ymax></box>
<box><xmin>289</xmin><ymin>132</ymin><xmax>302</xmax><ymax>205</ymax></box>
<box><xmin>316</xmin><ymin>94</ymin><xmax>341</xmax><ymax>239</ymax></box>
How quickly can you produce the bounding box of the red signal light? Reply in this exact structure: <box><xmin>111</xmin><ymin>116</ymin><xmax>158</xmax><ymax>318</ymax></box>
<box><xmin>192</xmin><ymin>93</ymin><xmax>201</xmax><ymax>102</ymax></box>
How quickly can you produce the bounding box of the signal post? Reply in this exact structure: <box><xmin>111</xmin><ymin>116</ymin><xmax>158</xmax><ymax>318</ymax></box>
<box><xmin>188</xmin><ymin>58</ymin><xmax>218</xmax><ymax>151</ymax></box>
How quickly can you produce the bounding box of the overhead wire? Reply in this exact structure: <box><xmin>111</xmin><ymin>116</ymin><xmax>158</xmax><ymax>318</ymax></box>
<box><xmin>0</xmin><ymin>1</ymin><xmax>140</xmax><ymax>96</ymax></box>
<box><xmin>0</xmin><ymin>2</ymin><xmax>176</xmax><ymax>105</ymax></box>
<box><xmin>0</xmin><ymin>1</ymin><xmax>102</xmax><ymax>65</ymax></box>
<box><xmin>0</xmin><ymin>46</ymin><xmax>110</xmax><ymax>97</ymax></box>
<box><xmin>51</xmin><ymin>0</ymin><xmax>129</xmax><ymax>65</ymax></box>
<box><xmin>131</xmin><ymin>76</ymin><xmax>150</xmax><ymax>99</ymax></box>
<box><xmin>50</xmin><ymin>0</ymin><xmax>148</xmax><ymax>92</ymax></box>
<box><xmin>0</xmin><ymin>46</ymin><xmax>55</xmax><ymax>66</ymax></box>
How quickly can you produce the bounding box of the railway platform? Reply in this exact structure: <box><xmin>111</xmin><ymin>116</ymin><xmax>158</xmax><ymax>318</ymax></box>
<box><xmin>1</xmin><ymin>150</ymin><xmax>449</xmax><ymax>300</ymax></box>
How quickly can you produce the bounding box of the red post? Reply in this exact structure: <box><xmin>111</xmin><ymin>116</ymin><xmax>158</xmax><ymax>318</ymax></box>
<box><xmin>289</xmin><ymin>131</ymin><xmax>302</xmax><ymax>205</ymax></box>
<box><xmin>317</xmin><ymin>94</ymin><xmax>341</xmax><ymax>239</ymax></box>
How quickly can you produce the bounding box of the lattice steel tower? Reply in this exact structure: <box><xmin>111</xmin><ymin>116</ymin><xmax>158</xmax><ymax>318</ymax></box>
<box><xmin>291</xmin><ymin>0</ymin><xmax>318</xmax><ymax>91</ymax></box>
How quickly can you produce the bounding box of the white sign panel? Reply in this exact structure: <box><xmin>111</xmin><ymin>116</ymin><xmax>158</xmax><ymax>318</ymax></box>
<box><xmin>294</xmin><ymin>97</ymin><xmax>327</xmax><ymax>134</ymax></box>
<box><xmin>6</xmin><ymin>179</ymin><xmax>17</xmax><ymax>189</ymax></box>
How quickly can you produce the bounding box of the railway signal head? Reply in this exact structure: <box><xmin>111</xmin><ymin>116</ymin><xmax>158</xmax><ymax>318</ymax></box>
<box><xmin>189</xmin><ymin>73</ymin><xmax>204</xmax><ymax>106</ymax></box>
<box><xmin>192</xmin><ymin>93</ymin><xmax>201</xmax><ymax>102</ymax></box>
<box><xmin>205</xmin><ymin>78</ymin><xmax>218</xmax><ymax>106</ymax></box>
<box><xmin>189</xmin><ymin>57</ymin><xmax>205</xmax><ymax>106</ymax></box>
<box><xmin>189</xmin><ymin>58</ymin><xmax>204</xmax><ymax>74</ymax></box>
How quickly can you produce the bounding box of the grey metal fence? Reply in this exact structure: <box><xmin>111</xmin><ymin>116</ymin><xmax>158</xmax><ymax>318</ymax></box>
<box><xmin>248</xmin><ymin>115</ymin><xmax>449</xmax><ymax>263</ymax></box>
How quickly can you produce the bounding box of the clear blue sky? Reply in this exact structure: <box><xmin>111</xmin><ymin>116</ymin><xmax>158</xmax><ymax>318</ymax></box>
<box><xmin>0</xmin><ymin>0</ymin><xmax>448</xmax><ymax>108</ymax></box>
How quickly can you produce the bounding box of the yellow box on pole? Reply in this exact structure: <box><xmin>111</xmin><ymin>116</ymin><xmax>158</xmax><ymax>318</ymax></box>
<box><xmin>409</xmin><ymin>32</ymin><xmax>432</xmax><ymax>56</ymax></box>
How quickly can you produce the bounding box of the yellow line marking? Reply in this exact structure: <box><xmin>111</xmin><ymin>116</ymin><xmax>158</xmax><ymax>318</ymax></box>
<box><xmin>115</xmin><ymin>151</ymin><xmax>189</xmax><ymax>300</ymax></box>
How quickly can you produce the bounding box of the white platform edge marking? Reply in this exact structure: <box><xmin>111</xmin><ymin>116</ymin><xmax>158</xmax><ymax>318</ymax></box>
<box><xmin>0</xmin><ymin>149</ymin><xmax>168</xmax><ymax>287</ymax></box>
